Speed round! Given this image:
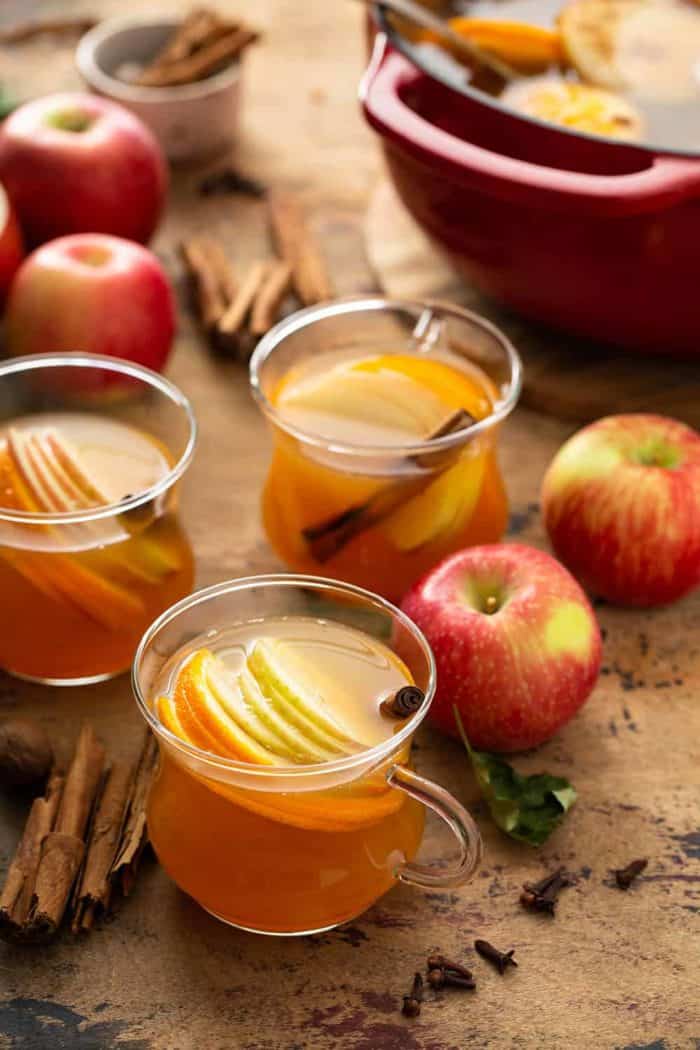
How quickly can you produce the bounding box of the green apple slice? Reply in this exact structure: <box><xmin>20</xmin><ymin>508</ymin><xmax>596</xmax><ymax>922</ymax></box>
<box><xmin>206</xmin><ymin>658</ymin><xmax>306</xmax><ymax>762</ymax></box>
<box><xmin>278</xmin><ymin>361</ymin><xmax>448</xmax><ymax>436</ymax></box>
<box><xmin>238</xmin><ymin>667</ymin><xmax>339</xmax><ymax>763</ymax></box>
<box><xmin>247</xmin><ymin>639</ymin><xmax>364</xmax><ymax>750</ymax></box>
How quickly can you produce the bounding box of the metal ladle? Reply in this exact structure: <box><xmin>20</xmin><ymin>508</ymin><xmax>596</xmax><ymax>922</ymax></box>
<box><xmin>357</xmin><ymin>0</ymin><xmax>518</xmax><ymax>82</ymax></box>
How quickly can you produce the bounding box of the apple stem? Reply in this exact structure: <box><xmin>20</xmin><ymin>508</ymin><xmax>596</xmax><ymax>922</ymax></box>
<box><xmin>484</xmin><ymin>595</ymin><xmax>498</xmax><ymax>614</ymax></box>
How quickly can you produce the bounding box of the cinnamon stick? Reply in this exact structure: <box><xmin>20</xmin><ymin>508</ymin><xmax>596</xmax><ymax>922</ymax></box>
<box><xmin>217</xmin><ymin>260</ymin><xmax>273</xmax><ymax>347</ymax></box>
<box><xmin>110</xmin><ymin>731</ymin><xmax>158</xmax><ymax>896</ymax></box>
<box><xmin>250</xmin><ymin>260</ymin><xmax>293</xmax><ymax>337</ymax></box>
<box><xmin>71</xmin><ymin>761</ymin><xmax>133</xmax><ymax>933</ymax></box>
<box><xmin>27</xmin><ymin>724</ymin><xmax>104</xmax><ymax>939</ymax></box>
<box><xmin>267</xmin><ymin>190</ymin><xmax>334</xmax><ymax>306</ymax></box>
<box><xmin>0</xmin><ymin>17</ymin><xmax>96</xmax><ymax>43</ymax></box>
<box><xmin>301</xmin><ymin>408</ymin><xmax>473</xmax><ymax>561</ymax></box>
<box><xmin>0</xmin><ymin>769</ymin><xmax>64</xmax><ymax>941</ymax></box>
<box><xmin>140</xmin><ymin>8</ymin><xmax>225</xmax><ymax>71</ymax></box>
<box><xmin>137</xmin><ymin>26</ymin><xmax>259</xmax><ymax>87</ymax></box>
<box><xmin>180</xmin><ymin>237</ymin><xmax>237</xmax><ymax>330</ymax></box>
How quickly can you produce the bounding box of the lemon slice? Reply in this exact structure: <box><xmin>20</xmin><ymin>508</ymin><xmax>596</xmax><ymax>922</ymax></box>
<box><xmin>559</xmin><ymin>0</ymin><xmax>700</xmax><ymax>101</ymax></box>
<box><xmin>502</xmin><ymin>76</ymin><xmax>644</xmax><ymax>140</ymax></box>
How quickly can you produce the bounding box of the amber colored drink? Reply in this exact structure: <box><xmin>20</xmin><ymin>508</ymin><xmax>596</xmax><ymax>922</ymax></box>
<box><xmin>135</xmin><ymin>576</ymin><xmax>481</xmax><ymax>936</ymax></box>
<box><xmin>262</xmin><ymin>350</ymin><xmax>508</xmax><ymax>601</ymax></box>
<box><xmin>146</xmin><ymin>615</ymin><xmax>424</xmax><ymax>932</ymax></box>
<box><xmin>252</xmin><ymin>301</ymin><xmax>520</xmax><ymax>604</ymax></box>
<box><xmin>0</xmin><ymin>411</ymin><xmax>194</xmax><ymax>684</ymax></box>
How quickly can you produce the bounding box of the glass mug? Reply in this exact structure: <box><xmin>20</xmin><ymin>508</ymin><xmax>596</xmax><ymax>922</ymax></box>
<box><xmin>250</xmin><ymin>297</ymin><xmax>522</xmax><ymax>602</ymax></box>
<box><xmin>133</xmin><ymin>575</ymin><xmax>482</xmax><ymax>935</ymax></box>
<box><xmin>0</xmin><ymin>353</ymin><xmax>197</xmax><ymax>685</ymax></box>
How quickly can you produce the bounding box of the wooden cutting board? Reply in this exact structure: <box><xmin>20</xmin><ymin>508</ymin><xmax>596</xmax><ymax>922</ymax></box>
<box><xmin>365</xmin><ymin>180</ymin><xmax>700</xmax><ymax>427</ymax></box>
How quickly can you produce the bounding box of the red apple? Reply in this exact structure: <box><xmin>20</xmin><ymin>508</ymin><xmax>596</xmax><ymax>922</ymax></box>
<box><xmin>0</xmin><ymin>93</ymin><xmax>166</xmax><ymax>246</ymax></box>
<box><xmin>401</xmin><ymin>544</ymin><xmax>601</xmax><ymax>752</ymax></box>
<box><xmin>0</xmin><ymin>180</ymin><xmax>23</xmax><ymax>304</ymax></box>
<box><xmin>542</xmin><ymin>414</ymin><xmax>700</xmax><ymax>607</ymax></box>
<box><xmin>5</xmin><ymin>234</ymin><xmax>175</xmax><ymax>373</ymax></box>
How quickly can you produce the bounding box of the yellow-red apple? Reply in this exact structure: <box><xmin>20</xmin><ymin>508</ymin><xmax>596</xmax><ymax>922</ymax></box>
<box><xmin>0</xmin><ymin>93</ymin><xmax>166</xmax><ymax>246</ymax></box>
<box><xmin>5</xmin><ymin>234</ymin><xmax>175</xmax><ymax>373</ymax></box>
<box><xmin>542</xmin><ymin>414</ymin><xmax>700</xmax><ymax>607</ymax></box>
<box><xmin>401</xmin><ymin>544</ymin><xmax>601</xmax><ymax>752</ymax></box>
<box><xmin>0</xmin><ymin>181</ymin><xmax>23</xmax><ymax>305</ymax></box>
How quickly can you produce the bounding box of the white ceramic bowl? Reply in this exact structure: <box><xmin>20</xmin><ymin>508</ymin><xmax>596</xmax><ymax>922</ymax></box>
<box><xmin>76</xmin><ymin>16</ymin><xmax>242</xmax><ymax>163</ymax></box>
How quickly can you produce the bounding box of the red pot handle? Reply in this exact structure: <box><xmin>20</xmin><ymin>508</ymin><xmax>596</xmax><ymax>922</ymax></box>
<box><xmin>361</xmin><ymin>36</ymin><xmax>700</xmax><ymax>217</ymax></box>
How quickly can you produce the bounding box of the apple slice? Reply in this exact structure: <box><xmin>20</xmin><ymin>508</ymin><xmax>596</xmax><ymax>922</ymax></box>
<box><xmin>27</xmin><ymin>428</ymin><xmax>180</xmax><ymax>583</ymax></box>
<box><xmin>247</xmin><ymin>639</ymin><xmax>363</xmax><ymax>750</ymax></box>
<box><xmin>238</xmin><ymin>668</ymin><xmax>339</xmax><ymax>763</ymax></box>
<box><xmin>176</xmin><ymin>650</ymin><xmax>282</xmax><ymax>766</ymax></box>
<box><xmin>382</xmin><ymin>450</ymin><xmax>487</xmax><ymax>551</ymax></box>
<box><xmin>277</xmin><ymin>360</ymin><xmax>449</xmax><ymax>437</ymax></box>
<box><xmin>206</xmin><ymin>659</ymin><xmax>308</xmax><ymax>762</ymax></box>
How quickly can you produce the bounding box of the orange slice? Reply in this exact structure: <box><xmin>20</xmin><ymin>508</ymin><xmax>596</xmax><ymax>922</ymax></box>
<box><xmin>448</xmin><ymin>17</ymin><xmax>565</xmax><ymax>72</ymax></box>
<box><xmin>502</xmin><ymin>77</ymin><xmax>644</xmax><ymax>140</ymax></box>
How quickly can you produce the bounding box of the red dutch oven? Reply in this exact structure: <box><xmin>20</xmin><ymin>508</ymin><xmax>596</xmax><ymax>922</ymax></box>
<box><xmin>361</xmin><ymin>24</ymin><xmax>700</xmax><ymax>355</ymax></box>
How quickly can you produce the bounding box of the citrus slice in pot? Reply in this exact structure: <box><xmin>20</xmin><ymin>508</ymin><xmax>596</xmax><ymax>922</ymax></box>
<box><xmin>501</xmin><ymin>76</ymin><xmax>644</xmax><ymax>140</ymax></box>
<box><xmin>559</xmin><ymin>0</ymin><xmax>700</xmax><ymax>101</ymax></box>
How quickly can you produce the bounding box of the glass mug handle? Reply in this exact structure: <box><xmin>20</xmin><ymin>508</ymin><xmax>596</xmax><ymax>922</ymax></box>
<box><xmin>387</xmin><ymin>764</ymin><xmax>482</xmax><ymax>888</ymax></box>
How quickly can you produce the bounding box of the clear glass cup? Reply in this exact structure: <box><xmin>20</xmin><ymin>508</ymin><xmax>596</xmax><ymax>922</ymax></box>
<box><xmin>133</xmin><ymin>574</ymin><xmax>482</xmax><ymax>936</ymax></box>
<box><xmin>0</xmin><ymin>353</ymin><xmax>197</xmax><ymax>685</ymax></box>
<box><xmin>250</xmin><ymin>297</ymin><xmax>521</xmax><ymax>602</ymax></box>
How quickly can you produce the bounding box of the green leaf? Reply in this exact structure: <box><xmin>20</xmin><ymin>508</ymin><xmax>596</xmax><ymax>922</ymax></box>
<box><xmin>454</xmin><ymin>708</ymin><xmax>577</xmax><ymax>847</ymax></box>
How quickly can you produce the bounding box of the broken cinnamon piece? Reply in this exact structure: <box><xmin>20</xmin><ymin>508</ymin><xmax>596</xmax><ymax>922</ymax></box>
<box><xmin>181</xmin><ymin>239</ymin><xmax>226</xmax><ymax>330</ymax></box>
<box><xmin>267</xmin><ymin>190</ymin><xmax>334</xmax><ymax>306</ymax></box>
<box><xmin>28</xmin><ymin>724</ymin><xmax>105</xmax><ymax>939</ymax></box>
<box><xmin>137</xmin><ymin>26</ymin><xmax>259</xmax><ymax>87</ymax></box>
<box><xmin>180</xmin><ymin>237</ymin><xmax>237</xmax><ymax>330</ymax></box>
<box><xmin>217</xmin><ymin>260</ymin><xmax>273</xmax><ymax>348</ymax></box>
<box><xmin>70</xmin><ymin>761</ymin><xmax>133</xmax><ymax>933</ymax></box>
<box><xmin>0</xmin><ymin>17</ymin><xmax>96</xmax><ymax>43</ymax></box>
<box><xmin>110</xmin><ymin>731</ymin><xmax>158</xmax><ymax>896</ymax></box>
<box><xmin>202</xmin><ymin>238</ymin><xmax>238</xmax><ymax>303</ymax></box>
<box><xmin>250</xmin><ymin>261</ymin><xmax>293</xmax><ymax>337</ymax></box>
<box><xmin>0</xmin><ymin>769</ymin><xmax>64</xmax><ymax>941</ymax></box>
<box><xmin>302</xmin><ymin>408</ymin><xmax>471</xmax><ymax>562</ymax></box>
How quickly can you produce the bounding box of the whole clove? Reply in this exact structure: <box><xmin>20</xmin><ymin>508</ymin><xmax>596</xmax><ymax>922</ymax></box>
<box><xmin>520</xmin><ymin>867</ymin><xmax>573</xmax><ymax>915</ymax></box>
<box><xmin>402</xmin><ymin>972</ymin><xmax>423</xmax><ymax>1018</ymax></box>
<box><xmin>198</xmin><ymin>168</ymin><xmax>267</xmax><ymax>198</ymax></box>
<box><xmin>474</xmin><ymin>939</ymin><xmax>517</xmax><ymax>974</ymax></box>
<box><xmin>426</xmin><ymin>953</ymin><xmax>475</xmax><ymax>990</ymax></box>
<box><xmin>613</xmin><ymin>858</ymin><xmax>648</xmax><ymax>890</ymax></box>
<box><xmin>380</xmin><ymin>686</ymin><xmax>425</xmax><ymax>720</ymax></box>
<box><xmin>427</xmin><ymin>967</ymin><xmax>476</xmax><ymax>991</ymax></box>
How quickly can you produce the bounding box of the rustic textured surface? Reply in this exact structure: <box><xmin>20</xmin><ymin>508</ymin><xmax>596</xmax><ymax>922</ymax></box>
<box><xmin>0</xmin><ymin>3</ymin><xmax>698</xmax><ymax>1049</ymax></box>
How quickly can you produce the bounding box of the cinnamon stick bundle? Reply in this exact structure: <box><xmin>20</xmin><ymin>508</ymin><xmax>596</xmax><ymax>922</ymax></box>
<box><xmin>110</xmin><ymin>730</ymin><xmax>158</xmax><ymax>896</ymax></box>
<box><xmin>134</xmin><ymin>7</ymin><xmax>259</xmax><ymax>88</ymax></box>
<box><xmin>71</xmin><ymin>761</ymin><xmax>133</xmax><ymax>933</ymax></box>
<box><xmin>0</xmin><ymin>723</ymin><xmax>157</xmax><ymax>944</ymax></box>
<box><xmin>268</xmin><ymin>190</ymin><xmax>335</xmax><ymax>306</ymax></box>
<box><xmin>27</xmin><ymin>724</ymin><xmax>105</xmax><ymax>940</ymax></box>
